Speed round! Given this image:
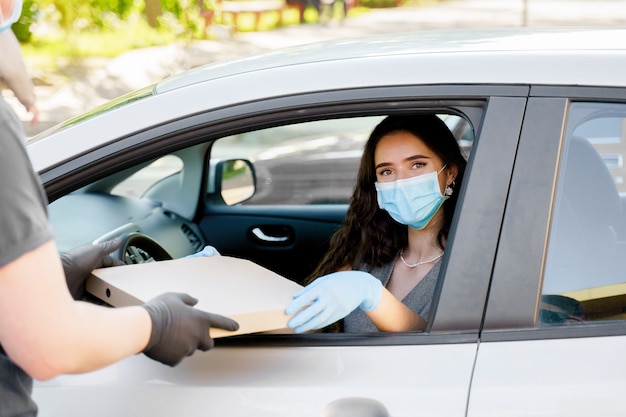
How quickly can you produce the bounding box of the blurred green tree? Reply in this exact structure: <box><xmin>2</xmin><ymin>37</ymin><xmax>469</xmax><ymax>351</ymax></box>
<box><xmin>144</xmin><ymin>0</ymin><xmax>163</xmax><ymax>27</ymax></box>
<box><xmin>12</xmin><ymin>0</ymin><xmax>36</xmax><ymax>41</ymax></box>
<box><xmin>13</xmin><ymin>0</ymin><xmax>219</xmax><ymax>43</ymax></box>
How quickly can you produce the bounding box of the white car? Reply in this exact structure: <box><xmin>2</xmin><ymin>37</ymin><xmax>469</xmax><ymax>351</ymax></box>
<box><xmin>29</xmin><ymin>27</ymin><xmax>626</xmax><ymax>416</ymax></box>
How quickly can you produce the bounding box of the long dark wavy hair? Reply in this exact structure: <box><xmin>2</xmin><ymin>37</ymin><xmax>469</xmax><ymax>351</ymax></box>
<box><xmin>309</xmin><ymin>114</ymin><xmax>467</xmax><ymax>279</ymax></box>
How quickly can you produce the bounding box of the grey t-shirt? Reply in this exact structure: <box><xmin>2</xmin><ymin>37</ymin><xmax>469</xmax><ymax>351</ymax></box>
<box><xmin>343</xmin><ymin>256</ymin><xmax>441</xmax><ymax>333</ymax></box>
<box><xmin>0</xmin><ymin>97</ymin><xmax>54</xmax><ymax>417</ymax></box>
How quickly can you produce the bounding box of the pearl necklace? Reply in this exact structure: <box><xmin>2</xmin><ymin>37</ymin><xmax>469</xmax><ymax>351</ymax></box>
<box><xmin>399</xmin><ymin>249</ymin><xmax>444</xmax><ymax>268</ymax></box>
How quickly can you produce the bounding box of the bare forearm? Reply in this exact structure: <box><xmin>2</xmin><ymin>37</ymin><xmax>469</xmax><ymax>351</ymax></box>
<box><xmin>3</xmin><ymin>301</ymin><xmax>151</xmax><ymax>380</ymax></box>
<box><xmin>0</xmin><ymin>30</ymin><xmax>36</xmax><ymax>110</ymax></box>
<box><xmin>0</xmin><ymin>241</ymin><xmax>151</xmax><ymax>380</ymax></box>
<box><xmin>365</xmin><ymin>288</ymin><xmax>427</xmax><ymax>332</ymax></box>
<box><xmin>52</xmin><ymin>302</ymin><xmax>152</xmax><ymax>376</ymax></box>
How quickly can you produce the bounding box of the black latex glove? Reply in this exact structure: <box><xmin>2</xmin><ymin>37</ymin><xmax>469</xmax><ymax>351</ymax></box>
<box><xmin>142</xmin><ymin>292</ymin><xmax>239</xmax><ymax>366</ymax></box>
<box><xmin>60</xmin><ymin>239</ymin><xmax>125</xmax><ymax>300</ymax></box>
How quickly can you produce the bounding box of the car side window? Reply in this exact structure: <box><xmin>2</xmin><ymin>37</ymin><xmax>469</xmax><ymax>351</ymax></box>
<box><xmin>210</xmin><ymin>115</ymin><xmax>473</xmax><ymax>205</ymax></box>
<box><xmin>542</xmin><ymin>102</ymin><xmax>626</xmax><ymax>325</ymax></box>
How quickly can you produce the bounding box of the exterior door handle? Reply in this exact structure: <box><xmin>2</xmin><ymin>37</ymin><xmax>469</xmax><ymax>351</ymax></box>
<box><xmin>323</xmin><ymin>397</ymin><xmax>390</xmax><ymax>417</ymax></box>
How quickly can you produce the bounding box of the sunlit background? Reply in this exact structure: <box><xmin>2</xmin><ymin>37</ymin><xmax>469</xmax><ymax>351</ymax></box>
<box><xmin>3</xmin><ymin>0</ymin><xmax>626</xmax><ymax>137</ymax></box>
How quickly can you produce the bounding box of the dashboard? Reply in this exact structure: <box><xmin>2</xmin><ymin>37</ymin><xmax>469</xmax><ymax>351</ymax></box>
<box><xmin>48</xmin><ymin>193</ymin><xmax>206</xmax><ymax>261</ymax></box>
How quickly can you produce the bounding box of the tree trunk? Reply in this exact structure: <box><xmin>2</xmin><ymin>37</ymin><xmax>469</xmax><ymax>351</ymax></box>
<box><xmin>145</xmin><ymin>0</ymin><xmax>162</xmax><ymax>28</ymax></box>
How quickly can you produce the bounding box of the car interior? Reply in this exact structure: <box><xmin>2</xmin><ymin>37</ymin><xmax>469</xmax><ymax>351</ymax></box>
<box><xmin>47</xmin><ymin>104</ymin><xmax>626</xmax><ymax>330</ymax></box>
<box><xmin>47</xmin><ymin>113</ymin><xmax>474</xmax><ymax>307</ymax></box>
<box><xmin>542</xmin><ymin>103</ymin><xmax>626</xmax><ymax>325</ymax></box>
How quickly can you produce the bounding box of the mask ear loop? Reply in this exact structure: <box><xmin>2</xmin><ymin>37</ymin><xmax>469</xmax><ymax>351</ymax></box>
<box><xmin>438</xmin><ymin>164</ymin><xmax>454</xmax><ymax>197</ymax></box>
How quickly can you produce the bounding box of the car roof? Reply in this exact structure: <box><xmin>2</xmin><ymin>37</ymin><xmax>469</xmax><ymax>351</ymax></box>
<box><xmin>28</xmin><ymin>27</ymin><xmax>626</xmax><ymax>173</ymax></box>
<box><xmin>156</xmin><ymin>27</ymin><xmax>626</xmax><ymax>93</ymax></box>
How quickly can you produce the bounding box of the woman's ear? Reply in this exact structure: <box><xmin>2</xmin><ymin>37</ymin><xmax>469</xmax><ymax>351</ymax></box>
<box><xmin>447</xmin><ymin>164</ymin><xmax>458</xmax><ymax>185</ymax></box>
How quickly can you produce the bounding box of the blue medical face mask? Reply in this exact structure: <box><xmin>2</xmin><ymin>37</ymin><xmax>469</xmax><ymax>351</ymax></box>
<box><xmin>0</xmin><ymin>0</ymin><xmax>22</xmax><ymax>33</ymax></box>
<box><xmin>375</xmin><ymin>165</ymin><xmax>448</xmax><ymax>230</ymax></box>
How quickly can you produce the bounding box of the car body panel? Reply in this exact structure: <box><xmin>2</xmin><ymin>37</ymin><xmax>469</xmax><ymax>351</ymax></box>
<box><xmin>157</xmin><ymin>28</ymin><xmax>626</xmax><ymax>93</ymax></box>
<box><xmin>33</xmin><ymin>342</ymin><xmax>478</xmax><ymax>417</ymax></box>
<box><xmin>468</xmin><ymin>335</ymin><xmax>626</xmax><ymax>417</ymax></box>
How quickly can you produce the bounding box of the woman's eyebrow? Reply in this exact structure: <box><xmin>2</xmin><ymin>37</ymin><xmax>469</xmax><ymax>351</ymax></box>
<box><xmin>376</xmin><ymin>155</ymin><xmax>429</xmax><ymax>170</ymax></box>
<box><xmin>405</xmin><ymin>154</ymin><xmax>430</xmax><ymax>162</ymax></box>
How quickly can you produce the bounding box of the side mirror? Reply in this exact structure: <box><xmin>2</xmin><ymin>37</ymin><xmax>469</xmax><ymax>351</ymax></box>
<box><xmin>211</xmin><ymin>159</ymin><xmax>256</xmax><ymax>205</ymax></box>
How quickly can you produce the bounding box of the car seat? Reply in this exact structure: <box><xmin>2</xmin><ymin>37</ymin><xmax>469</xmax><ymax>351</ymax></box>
<box><xmin>542</xmin><ymin>135</ymin><xmax>624</xmax><ymax>296</ymax></box>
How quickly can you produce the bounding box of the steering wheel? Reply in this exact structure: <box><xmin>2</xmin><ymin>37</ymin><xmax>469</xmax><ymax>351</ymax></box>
<box><xmin>116</xmin><ymin>232</ymin><xmax>173</xmax><ymax>264</ymax></box>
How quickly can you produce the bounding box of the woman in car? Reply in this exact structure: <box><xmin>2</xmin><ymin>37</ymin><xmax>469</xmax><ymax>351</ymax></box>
<box><xmin>286</xmin><ymin>114</ymin><xmax>466</xmax><ymax>333</ymax></box>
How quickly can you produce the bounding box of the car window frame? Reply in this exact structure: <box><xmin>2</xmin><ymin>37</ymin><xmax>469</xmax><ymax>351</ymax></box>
<box><xmin>193</xmin><ymin>88</ymin><xmax>529</xmax><ymax>345</ymax></box>
<box><xmin>483</xmin><ymin>85</ymin><xmax>626</xmax><ymax>342</ymax></box>
<box><xmin>38</xmin><ymin>84</ymin><xmax>530</xmax><ymax>346</ymax></box>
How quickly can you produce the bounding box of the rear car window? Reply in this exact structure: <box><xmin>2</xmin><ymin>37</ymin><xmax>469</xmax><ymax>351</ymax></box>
<box><xmin>542</xmin><ymin>102</ymin><xmax>626</xmax><ymax>325</ymax></box>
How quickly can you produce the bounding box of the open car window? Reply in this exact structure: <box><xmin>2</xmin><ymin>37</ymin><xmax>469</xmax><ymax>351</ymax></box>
<box><xmin>210</xmin><ymin>115</ymin><xmax>474</xmax><ymax>206</ymax></box>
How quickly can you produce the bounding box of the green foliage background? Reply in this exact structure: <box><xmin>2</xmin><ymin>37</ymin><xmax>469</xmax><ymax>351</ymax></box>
<box><xmin>13</xmin><ymin>0</ymin><xmax>213</xmax><ymax>61</ymax></box>
<box><xmin>13</xmin><ymin>0</ymin><xmax>206</xmax><ymax>42</ymax></box>
<box><xmin>12</xmin><ymin>0</ymin><xmax>422</xmax><ymax>59</ymax></box>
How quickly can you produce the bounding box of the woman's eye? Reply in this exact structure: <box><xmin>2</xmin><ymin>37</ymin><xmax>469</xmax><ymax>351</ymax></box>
<box><xmin>378</xmin><ymin>169</ymin><xmax>392</xmax><ymax>176</ymax></box>
<box><xmin>411</xmin><ymin>162</ymin><xmax>426</xmax><ymax>169</ymax></box>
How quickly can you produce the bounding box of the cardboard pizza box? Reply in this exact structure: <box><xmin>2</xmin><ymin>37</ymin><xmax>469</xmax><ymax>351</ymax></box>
<box><xmin>86</xmin><ymin>256</ymin><xmax>302</xmax><ymax>338</ymax></box>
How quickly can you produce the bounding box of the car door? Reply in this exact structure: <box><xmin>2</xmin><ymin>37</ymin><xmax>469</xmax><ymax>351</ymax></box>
<box><xmin>183</xmin><ymin>88</ymin><xmax>528</xmax><ymax>417</ymax></box>
<box><xmin>32</xmin><ymin>87</ymin><xmax>527</xmax><ymax>417</ymax></box>
<box><xmin>468</xmin><ymin>87</ymin><xmax>626</xmax><ymax>416</ymax></box>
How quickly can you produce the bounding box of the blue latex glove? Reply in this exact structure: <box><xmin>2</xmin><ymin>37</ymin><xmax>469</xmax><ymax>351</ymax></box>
<box><xmin>184</xmin><ymin>245</ymin><xmax>221</xmax><ymax>258</ymax></box>
<box><xmin>285</xmin><ymin>270</ymin><xmax>383</xmax><ymax>333</ymax></box>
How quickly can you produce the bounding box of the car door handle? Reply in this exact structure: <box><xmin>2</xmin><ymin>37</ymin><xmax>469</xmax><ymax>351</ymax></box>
<box><xmin>251</xmin><ymin>227</ymin><xmax>290</xmax><ymax>242</ymax></box>
<box><xmin>323</xmin><ymin>397</ymin><xmax>389</xmax><ymax>417</ymax></box>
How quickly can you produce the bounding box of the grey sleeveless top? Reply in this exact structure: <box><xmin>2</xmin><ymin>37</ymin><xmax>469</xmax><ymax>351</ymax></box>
<box><xmin>342</xmin><ymin>256</ymin><xmax>441</xmax><ymax>333</ymax></box>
